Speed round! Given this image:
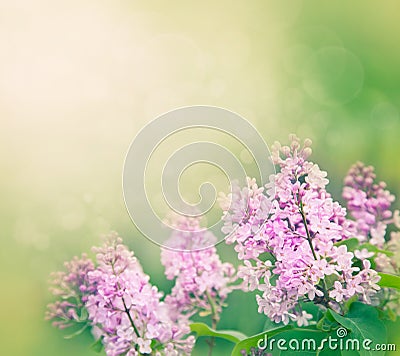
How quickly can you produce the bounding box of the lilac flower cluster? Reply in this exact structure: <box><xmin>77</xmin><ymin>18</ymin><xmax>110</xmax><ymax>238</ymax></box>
<box><xmin>343</xmin><ymin>162</ymin><xmax>400</xmax><ymax>271</ymax></box>
<box><xmin>220</xmin><ymin>135</ymin><xmax>382</xmax><ymax>326</ymax></box>
<box><xmin>47</xmin><ymin>133</ymin><xmax>400</xmax><ymax>354</ymax></box>
<box><xmin>386</xmin><ymin>231</ymin><xmax>400</xmax><ymax>273</ymax></box>
<box><xmin>47</xmin><ymin>234</ymin><xmax>195</xmax><ymax>356</ymax></box>
<box><xmin>343</xmin><ymin>161</ymin><xmax>399</xmax><ymax>247</ymax></box>
<box><xmin>87</xmin><ymin>234</ymin><xmax>195</xmax><ymax>355</ymax></box>
<box><xmin>161</xmin><ymin>215</ymin><xmax>236</xmax><ymax>327</ymax></box>
<box><xmin>46</xmin><ymin>254</ymin><xmax>95</xmax><ymax>329</ymax></box>
<box><xmin>342</xmin><ymin>161</ymin><xmax>400</xmax><ymax>316</ymax></box>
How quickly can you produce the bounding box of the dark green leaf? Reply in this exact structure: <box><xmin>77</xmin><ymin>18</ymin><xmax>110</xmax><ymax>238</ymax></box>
<box><xmin>233</xmin><ymin>327</ymin><xmax>345</xmax><ymax>356</ymax></box>
<box><xmin>324</xmin><ymin>274</ymin><xmax>340</xmax><ymax>290</ymax></box>
<box><xmin>343</xmin><ymin>295</ymin><xmax>358</xmax><ymax>314</ymax></box>
<box><xmin>263</xmin><ymin>317</ymin><xmax>284</xmax><ymax>331</ymax></box>
<box><xmin>79</xmin><ymin>307</ymin><xmax>89</xmax><ymax>322</ymax></box>
<box><xmin>328</xmin><ymin>302</ymin><xmax>387</xmax><ymax>356</ymax></box>
<box><xmin>269</xmin><ymin>329</ymin><xmax>336</xmax><ymax>356</ymax></box>
<box><xmin>231</xmin><ymin>325</ymin><xmax>293</xmax><ymax>355</ymax></box>
<box><xmin>359</xmin><ymin>244</ymin><xmax>394</xmax><ymax>257</ymax></box>
<box><xmin>90</xmin><ymin>337</ymin><xmax>104</xmax><ymax>353</ymax></box>
<box><xmin>377</xmin><ymin>307</ymin><xmax>397</xmax><ymax>322</ymax></box>
<box><xmin>333</xmin><ymin>238</ymin><xmax>359</xmax><ymax>251</ymax></box>
<box><xmin>189</xmin><ymin>322</ymin><xmax>247</xmax><ymax>344</ymax></box>
<box><xmin>64</xmin><ymin>323</ymin><xmax>89</xmax><ymax>339</ymax></box>
<box><xmin>301</xmin><ymin>302</ymin><xmax>322</xmax><ymax>319</ymax></box>
<box><xmin>316</xmin><ymin>313</ymin><xmax>339</xmax><ymax>332</ymax></box>
<box><xmin>378</xmin><ymin>273</ymin><xmax>400</xmax><ymax>290</ymax></box>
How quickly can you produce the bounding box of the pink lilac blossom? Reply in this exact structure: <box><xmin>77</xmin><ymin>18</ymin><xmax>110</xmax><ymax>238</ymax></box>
<box><xmin>86</xmin><ymin>233</ymin><xmax>195</xmax><ymax>356</ymax></box>
<box><xmin>343</xmin><ymin>162</ymin><xmax>398</xmax><ymax>247</ymax></box>
<box><xmin>218</xmin><ymin>177</ymin><xmax>271</xmax><ymax>261</ymax></box>
<box><xmin>342</xmin><ymin>162</ymin><xmax>400</xmax><ymax>316</ymax></box>
<box><xmin>161</xmin><ymin>215</ymin><xmax>236</xmax><ymax>325</ymax></box>
<box><xmin>387</xmin><ymin>232</ymin><xmax>400</xmax><ymax>272</ymax></box>
<box><xmin>342</xmin><ymin>162</ymin><xmax>400</xmax><ymax>271</ymax></box>
<box><xmin>220</xmin><ymin>134</ymin><xmax>381</xmax><ymax>326</ymax></box>
<box><xmin>381</xmin><ymin>231</ymin><xmax>400</xmax><ymax>317</ymax></box>
<box><xmin>384</xmin><ymin>231</ymin><xmax>400</xmax><ymax>316</ymax></box>
<box><xmin>354</xmin><ymin>248</ymin><xmax>374</xmax><ymax>260</ymax></box>
<box><xmin>46</xmin><ymin>254</ymin><xmax>95</xmax><ymax>329</ymax></box>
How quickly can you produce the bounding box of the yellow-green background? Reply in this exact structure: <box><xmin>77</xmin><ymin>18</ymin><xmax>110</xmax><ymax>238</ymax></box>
<box><xmin>1</xmin><ymin>1</ymin><xmax>399</xmax><ymax>355</ymax></box>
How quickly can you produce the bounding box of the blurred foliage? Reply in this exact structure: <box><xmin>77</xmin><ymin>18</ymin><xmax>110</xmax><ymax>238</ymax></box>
<box><xmin>1</xmin><ymin>0</ymin><xmax>399</xmax><ymax>355</ymax></box>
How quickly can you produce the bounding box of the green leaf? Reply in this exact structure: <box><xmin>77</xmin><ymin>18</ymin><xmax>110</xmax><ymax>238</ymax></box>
<box><xmin>377</xmin><ymin>307</ymin><xmax>397</xmax><ymax>322</ymax></box>
<box><xmin>189</xmin><ymin>322</ymin><xmax>247</xmax><ymax>344</ymax></box>
<box><xmin>324</xmin><ymin>274</ymin><xmax>340</xmax><ymax>290</ymax></box>
<box><xmin>90</xmin><ymin>337</ymin><xmax>104</xmax><ymax>353</ymax></box>
<box><xmin>79</xmin><ymin>307</ymin><xmax>89</xmax><ymax>322</ymax></box>
<box><xmin>263</xmin><ymin>317</ymin><xmax>284</xmax><ymax>331</ymax></box>
<box><xmin>301</xmin><ymin>302</ymin><xmax>322</xmax><ymax>319</ymax></box>
<box><xmin>259</xmin><ymin>251</ymin><xmax>277</xmax><ymax>263</ymax></box>
<box><xmin>387</xmin><ymin>307</ymin><xmax>397</xmax><ymax>322</ymax></box>
<box><xmin>64</xmin><ymin>323</ymin><xmax>89</xmax><ymax>339</ymax></box>
<box><xmin>325</xmin><ymin>309</ymin><xmax>337</xmax><ymax>323</ymax></box>
<box><xmin>231</xmin><ymin>325</ymin><xmax>293</xmax><ymax>355</ymax></box>
<box><xmin>378</xmin><ymin>272</ymin><xmax>400</xmax><ymax>290</ymax></box>
<box><xmin>232</xmin><ymin>326</ymin><xmax>344</xmax><ymax>356</ymax></box>
<box><xmin>359</xmin><ymin>243</ymin><xmax>394</xmax><ymax>257</ymax></box>
<box><xmin>328</xmin><ymin>302</ymin><xmax>387</xmax><ymax>356</ymax></box>
<box><xmin>269</xmin><ymin>329</ymin><xmax>333</xmax><ymax>356</ymax></box>
<box><xmin>316</xmin><ymin>313</ymin><xmax>339</xmax><ymax>332</ymax></box>
<box><xmin>343</xmin><ymin>295</ymin><xmax>358</xmax><ymax>314</ymax></box>
<box><xmin>333</xmin><ymin>238</ymin><xmax>359</xmax><ymax>251</ymax></box>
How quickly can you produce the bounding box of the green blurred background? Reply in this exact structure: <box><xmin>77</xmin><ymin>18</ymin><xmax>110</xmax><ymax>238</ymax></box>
<box><xmin>1</xmin><ymin>0</ymin><xmax>399</xmax><ymax>355</ymax></box>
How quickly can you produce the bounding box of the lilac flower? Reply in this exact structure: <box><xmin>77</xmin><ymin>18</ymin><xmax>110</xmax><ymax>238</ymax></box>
<box><xmin>330</xmin><ymin>281</ymin><xmax>345</xmax><ymax>303</ymax></box>
<box><xmin>295</xmin><ymin>311</ymin><xmax>313</xmax><ymax>327</ymax></box>
<box><xmin>343</xmin><ymin>162</ymin><xmax>400</xmax><ymax>292</ymax></box>
<box><xmin>342</xmin><ymin>162</ymin><xmax>400</xmax><ymax>320</ymax></box>
<box><xmin>220</xmin><ymin>135</ymin><xmax>382</xmax><ymax>326</ymax></box>
<box><xmin>86</xmin><ymin>233</ymin><xmax>195</xmax><ymax>356</ymax></box>
<box><xmin>219</xmin><ymin>177</ymin><xmax>271</xmax><ymax>260</ymax></box>
<box><xmin>387</xmin><ymin>231</ymin><xmax>400</xmax><ymax>271</ymax></box>
<box><xmin>375</xmin><ymin>253</ymin><xmax>393</xmax><ymax>272</ymax></box>
<box><xmin>161</xmin><ymin>215</ymin><xmax>236</xmax><ymax>327</ymax></box>
<box><xmin>46</xmin><ymin>254</ymin><xmax>95</xmax><ymax>329</ymax></box>
<box><xmin>354</xmin><ymin>248</ymin><xmax>374</xmax><ymax>260</ymax></box>
<box><xmin>47</xmin><ymin>132</ymin><xmax>400</xmax><ymax>354</ymax></box>
<box><xmin>343</xmin><ymin>162</ymin><xmax>396</xmax><ymax>246</ymax></box>
<box><xmin>237</xmin><ymin>260</ymin><xmax>272</xmax><ymax>292</ymax></box>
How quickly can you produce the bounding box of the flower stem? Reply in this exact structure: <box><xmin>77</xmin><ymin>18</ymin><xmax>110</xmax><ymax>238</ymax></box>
<box><xmin>205</xmin><ymin>290</ymin><xmax>219</xmax><ymax>356</ymax></box>
<box><xmin>122</xmin><ymin>297</ymin><xmax>141</xmax><ymax>339</ymax></box>
<box><xmin>111</xmin><ymin>261</ymin><xmax>141</xmax><ymax>339</ymax></box>
<box><xmin>298</xmin><ymin>199</ymin><xmax>330</xmax><ymax>301</ymax></box>
<box><xmin>298</xmin><ymin>200</ymin><xmax>318</xmax><ymax>260</ymax></box>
